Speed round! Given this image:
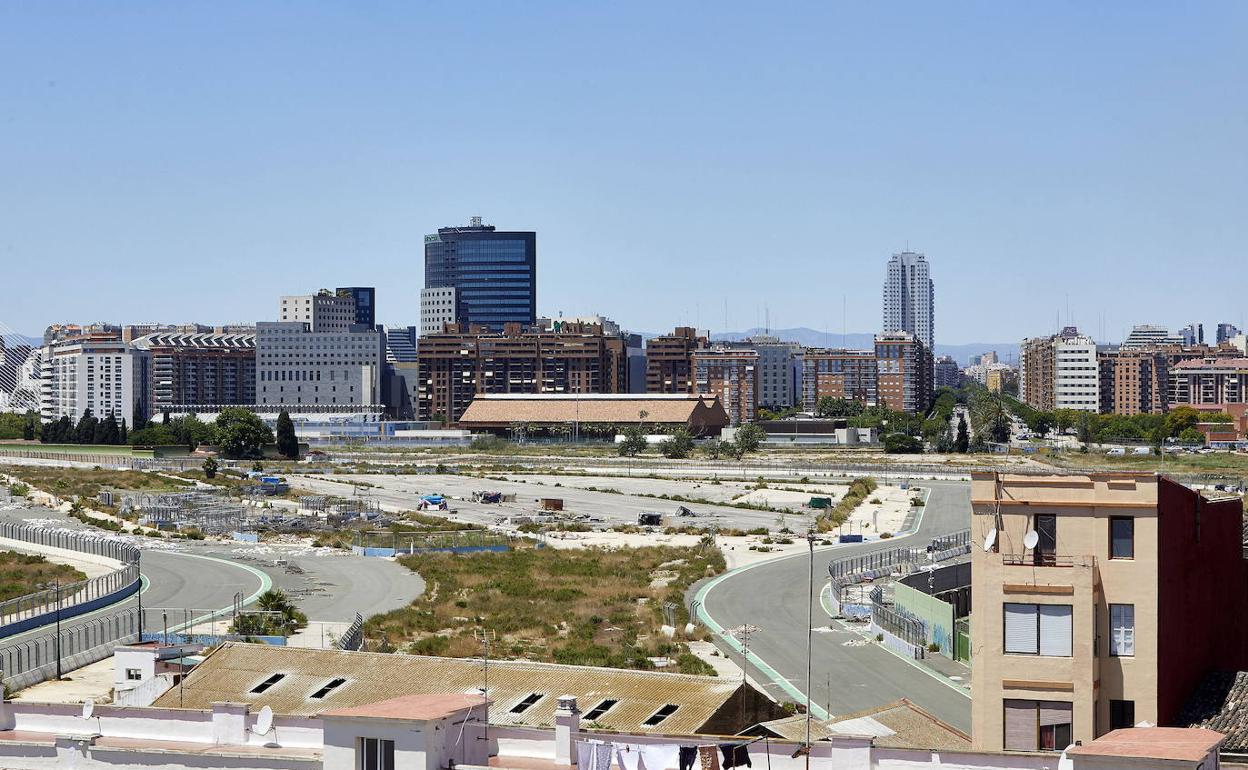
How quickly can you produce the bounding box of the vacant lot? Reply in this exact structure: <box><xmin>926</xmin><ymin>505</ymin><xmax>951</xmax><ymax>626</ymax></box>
<box><xmin>1040</xmin><ymin>450</ymin><xmax>1248</xmax><ymax>478</ymax></box>
<box><xmin>365</xmin><ymin>541</ymin><xmax>724</xmax><ymax>674</ymax></box>
<box><xmin>0</xmin><ymin>551</ymin><xmax>87</xmax><ymax>602</ymax></box>
<box><xmin>3</xmin><ymin>466</ymin><xmax>192</xmax><ymax>501</ymax></box>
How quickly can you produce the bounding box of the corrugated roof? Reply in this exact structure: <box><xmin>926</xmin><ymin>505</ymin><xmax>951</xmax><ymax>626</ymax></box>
<box><xmin>828</xmin><ymin>698</ymin><xmax>973</xmax><ymax>748</ymax></box>
<box><xmin>153</xmin><ymin>643</ymin><xmax>751</xmax><ymax>736</ymax></box>
<box><xmin>322</xmin><ymin>693</ymin><xmax>487</xmax><ymax>721</ymax></box>
<box><xmin>458</xmin><ymin>394</ymin><xmax>728</xmax><ymax>427</ymax></box>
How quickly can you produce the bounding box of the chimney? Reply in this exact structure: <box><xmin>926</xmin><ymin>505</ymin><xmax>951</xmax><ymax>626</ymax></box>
<box><xmin>554</xmin><ymin>695</ymin><xmax>581</xmax><ymax>766</ymax></box>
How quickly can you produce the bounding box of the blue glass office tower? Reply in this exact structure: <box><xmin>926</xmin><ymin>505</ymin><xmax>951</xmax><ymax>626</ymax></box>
<box><xmin>423</xmin><ymin>218</ymin><xmax>536</xmax><ymax>332</ymax></box>
<box><xmin>336</xmin><ymin>286</ymin><xmax>376</xmax><ymax>327</ymax></box>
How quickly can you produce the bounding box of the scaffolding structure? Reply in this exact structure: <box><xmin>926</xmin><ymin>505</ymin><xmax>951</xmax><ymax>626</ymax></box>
<box><xmin>113</xmin><ymin>489</ymin><xmax>248</xmax><ymax>534</ymax></box>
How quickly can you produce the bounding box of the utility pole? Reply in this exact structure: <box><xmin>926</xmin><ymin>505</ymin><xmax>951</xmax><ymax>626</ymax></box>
<box><xmin>52</xmin><ymin>579</ymin><xmax>63</xmax><ymax>680</ymax></box>
<box><xmin>474</xmin><ymin>629</ymin><xmax>496</xmax><ymax>754</ymax></box>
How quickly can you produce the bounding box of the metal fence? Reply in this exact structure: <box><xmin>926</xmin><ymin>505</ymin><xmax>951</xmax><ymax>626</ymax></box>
<box><xmin>0</xmin><ymin>608</ymin><xmax>140</xmax><ymax>690</ymax></box>
<box><xmin>829</xmin><ymin>529</ymin><xmax>970</xmax><ymax>580</ymax></box>
<box><xmin>828</xmin><ymin>529</ymin><xmax>970</xmax><ymax>604</ymax></box>
<box><xmin>0</xmin><ymin>447</ymin><xmax>199</xmax><ymax>470</ymax></box>
<box><xmin>869</xmin><ymin>587</ymin><xmax>927</xmax><ymax>649</ymax></box>
<box><xmin>336</xmin><ymin>612</ymin><xmax>365</xmax><ymax>651</ymax></box>
<box><xmin>0</xmin><ymin>521</ymin><xmax>140</xmax><ymax>631</ymax></box>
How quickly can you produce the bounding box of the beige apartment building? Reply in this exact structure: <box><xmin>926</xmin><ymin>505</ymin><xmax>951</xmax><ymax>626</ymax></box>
<box><xmin>970</xmin><ymin>471</ymin><xmax>1248</xmax><ymax>753</ymax></box>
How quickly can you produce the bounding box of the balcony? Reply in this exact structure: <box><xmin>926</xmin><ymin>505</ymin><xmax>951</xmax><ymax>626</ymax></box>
<box><xmin>1002</xmin><ymin>553</ymin><xmax>1096</xmax><ymax>569</ymax></box>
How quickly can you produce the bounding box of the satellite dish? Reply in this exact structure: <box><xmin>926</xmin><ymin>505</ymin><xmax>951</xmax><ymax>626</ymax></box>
<box><xmin>684</xmin><ymin>622</ymin><xmax>696</xmax><ymax>635</ymax></box>
<box><xmin>82</xmin><ymin>699</ymin><xmax>95</xmax><ymax>720</ymax></box>
<box><xmin>1023</xmin><ymin>530</ymin><xmax>1039</xmax><ymax>550</ymax></box>
<box><xmin>254</xmin><ymin>705</ymin><xmax>274</xmax><ymax>736</ymax></box>
<box><xmin>983</xmin><ymin>528</ymin><xmax>998</xmax><ymax>552</ymax></box>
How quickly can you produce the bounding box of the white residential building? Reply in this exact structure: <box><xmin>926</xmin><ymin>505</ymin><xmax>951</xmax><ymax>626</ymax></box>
<box><xmin>281</xmin><ymin>292</ymin><xmax>357</xmax><ymax>333</ymax></box>
<box><xmin>1054</xmin><ymin>331</ymin><xmax>1099</xmax><ymax>411</ymax></box>
<box><xmin>419</xmin><ymin>287</ymin><xmax>457</xmax><ymax>336</ymax></box>
<box><xmin>882</xmin><ymin>251</ymin><xmax>934</xmax><ymax>353</ymax></box>
<box><xmin>38</xmin><ymin>338</ymin><xmax>136</xmax><ymax>426</ymax></box>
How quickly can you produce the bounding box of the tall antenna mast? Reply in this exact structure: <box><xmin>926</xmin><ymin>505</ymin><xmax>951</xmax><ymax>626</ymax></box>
<box><xmin>474</xmin><ymin>629</ymin><xmax>496</xmax><ymax>750</ymax></box>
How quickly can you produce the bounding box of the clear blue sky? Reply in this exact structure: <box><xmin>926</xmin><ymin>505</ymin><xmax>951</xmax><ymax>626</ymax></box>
<box><xmin>2</xmin><ymin>2</ymin><xmax>1245</xmax><ymax>344</ymax></box>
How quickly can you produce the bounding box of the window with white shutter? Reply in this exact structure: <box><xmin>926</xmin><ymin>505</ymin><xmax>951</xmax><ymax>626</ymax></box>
<box><xmin>1038</xmin><ymin>605</ymin><xmax>1073</xmax><ymax>657</ymax></box>
<box><xmin>1111</xmin><ymin>604</ymin><xmax>1135</xmax><ymax>657</ymax></box>
<box><xmin>1004</xmin><ymin>603</ymin><xmax>1039</xmax><ymax>654</ymax></box>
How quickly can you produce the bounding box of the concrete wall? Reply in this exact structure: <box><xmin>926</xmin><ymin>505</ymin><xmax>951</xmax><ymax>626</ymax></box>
<box><xmin>0</xmin><ymin>698</ymin><xmax>1200</xmax><ymax>770</ymax></box>
<box><xmin>893</xmin><ymin>582</ymin><xmax>955</xmax><ymax>656</ymax></box>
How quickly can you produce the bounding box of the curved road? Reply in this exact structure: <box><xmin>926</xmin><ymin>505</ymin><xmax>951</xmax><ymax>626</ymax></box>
<box><xmin>0</xmin><ymin>507</ymin><xmax>425</xmax><ymax>645</ymax></box>
<box><xmin>695</xmin><ymin>479</ymin><xmax>972</xmax><ymax>730</ymax></box>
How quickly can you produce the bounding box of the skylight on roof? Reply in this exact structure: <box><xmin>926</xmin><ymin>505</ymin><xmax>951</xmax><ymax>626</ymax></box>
<box><xmin>510</xmin><ymin>693</ymin><xmax>544</xmax><ymax>714</ymax></box>
<box><xmin>250</xmin><ymin>673</ymin><xmax>285</xmax><ymax>694</ymax></box>
<box><xmin>310</xmin><ymin>677</ymin><xmax>348</xmax><ymax>699</ymax></box>
<box><xmin>584</xmin><ymin>699</ymin><xmax>618</xmax><ymax>721</ymax></box>
<box><xmin>643</xmin><ymin>704</ymin><xmax>679</xmax><ymax>726</ymax></box>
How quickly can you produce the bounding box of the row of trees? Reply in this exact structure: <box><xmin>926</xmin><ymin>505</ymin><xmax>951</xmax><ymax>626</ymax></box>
<box><xmin>125</xmin><ymin>408</ymin><xmax>298</xmax><ymax>460</ymax></box>
<box><xmin>1011</xmin><ymin>402</ymin><xmax>1227</xmax><ymax>446</ymax></box>
<box><xmin>39</xmin><ymin>409</ymin><xmax>129</xmax><ymax>445</ymax></box>
<box><xmin>0</xmin><ymin>411</ymin><xmax>40</xmax><ymax>441</ymax></box>
<box><xmin>616</xmin><ymin>423</ymin><xmax>767</xmax><ymax>460</ymax></box>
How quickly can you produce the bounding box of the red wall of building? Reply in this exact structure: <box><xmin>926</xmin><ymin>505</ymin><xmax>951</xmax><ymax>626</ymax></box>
<box><xmin>1157</xmin><ymin>477</ymin><xmax>1248</xmax><ymax>723</ymax></box>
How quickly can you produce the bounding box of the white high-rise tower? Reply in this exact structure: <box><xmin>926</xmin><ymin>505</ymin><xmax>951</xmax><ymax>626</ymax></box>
<box><xmin>882</xmin><ymin>251</ymin><xmax>934</xmax><ymax>352</ymax></box>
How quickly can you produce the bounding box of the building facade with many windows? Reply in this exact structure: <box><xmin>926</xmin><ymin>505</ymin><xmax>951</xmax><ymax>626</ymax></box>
<box><xmin>645</xmin><ymin>327</ymin><xmax>708</xmax><ymax>394</ymax></box>
<box><xmin>423</xmin><ymin>218</ymin><xmax>536</xmax><ymax>332</ymax></box>
<box><xmin>874</xmin><ymin>332</ymin><xmax>932</xmax><ymax>414</ymax></box>
<box><xmin>800</xmin><ymin>349</ymin><xmax>878</xmax><ymax>411</ymax></box>
<box><xmin>130</xmin><ymin>331</ymin><xmax>256</xmax><ymax>419</ymax></box>
<box><xmin>882</xmin><ymin>250</ymin><xmax>934</xmax><ymax>353</ymax></box>
<box><xmin>416</xmin><ymin>322</ymin><xmax>628</xmax><ymax>423</ymax></box>
<box><xmin>692</xmin><ymin>348</ymin><xmax>759</xmax><ymax>425</ymax></box>
<box><xmin>1020</xmin><ymin>328</ymin><xmax>1099</xmax><ymax>413</ymax></box>
<box><xmin>39</xmin><ymin>336</ymin><xmax>137</xmax><ymax>426</ymax></box>
<box><xmin>258</xmin><ymin>293</ymin><xmax>382</xmax><ymax>412</ymax></box>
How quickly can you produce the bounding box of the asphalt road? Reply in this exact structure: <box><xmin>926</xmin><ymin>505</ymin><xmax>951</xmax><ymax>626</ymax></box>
<box><xmin>695</xmin><ymin>479</ymin><xmax>973</xmax><ymax>731</ymax></box>
<box><xmin>0</xmin><ymin>507</ymin><xmax>424</xmax><ymax>640</ymax></box>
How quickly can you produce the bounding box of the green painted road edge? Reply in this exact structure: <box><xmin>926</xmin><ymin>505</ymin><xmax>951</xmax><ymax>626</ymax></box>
<box><xmin>693</xmin><ymin>556</ymin><xmax>832</xmax><ymax>721</ymax></box>
<box><xmin>693</xmin><ymin>482</ymin><xmax>953</xmax><ymax>720</ymax></box>
<box><xmin>155</xmin><ymin>550</ymin><xmax>273</xmax><ymax>633</ymax></box>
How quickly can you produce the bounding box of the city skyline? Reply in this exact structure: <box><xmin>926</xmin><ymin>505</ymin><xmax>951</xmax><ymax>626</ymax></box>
<box><xmin>2</xmin><ymin>4</ymin><xmax>1246</xmax><ymax>341</ymax></box>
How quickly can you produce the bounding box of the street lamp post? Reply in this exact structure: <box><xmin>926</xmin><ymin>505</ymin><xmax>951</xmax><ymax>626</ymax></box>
<box><xmin>804</xmin><ymin>529</ymin><xmax>817</xmax><ymax>770</ymax></box>
<box><xmin>41</xmin><ymin>579</ymin><xmax>63</xmax><ymax>680</ymax></box>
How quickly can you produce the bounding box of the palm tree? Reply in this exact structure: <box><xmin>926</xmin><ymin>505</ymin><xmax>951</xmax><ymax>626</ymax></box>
<box><xmin>972</xmin><ymin>391</ymin><xmax>1012</xmax><ymax>444</ymax></box>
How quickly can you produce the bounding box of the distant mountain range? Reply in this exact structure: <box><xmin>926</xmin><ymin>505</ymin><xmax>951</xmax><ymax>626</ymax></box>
<box><xmin>0</xmin><ymin>334</ymin><xmax>41</xmax><ymax>348</ymax></box>
<box><xmin>683</xmin><ymin>327</ymin><xmax>1017</xmax><ymax>366</ymax></box>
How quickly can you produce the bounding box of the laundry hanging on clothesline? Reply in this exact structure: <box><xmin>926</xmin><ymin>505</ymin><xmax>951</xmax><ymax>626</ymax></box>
<box><xmin>577</xmin><ymin>739</ymin><xmax>616</xmax><ymax>770</ymax></box>
<box><xmin>638</xmin><ymin>743</ymin><xmax>681</xmax><ymax>770</ymax></box>
<box><xmin>719</xmin><ymin>743</ymin><xmax>752</xmax><ymax>769</ymax></box>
